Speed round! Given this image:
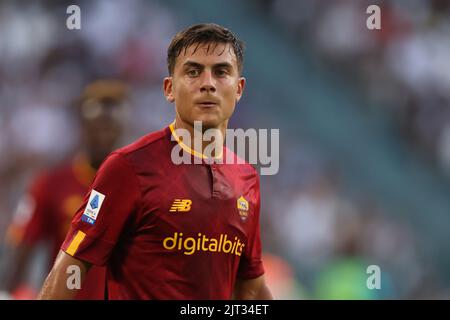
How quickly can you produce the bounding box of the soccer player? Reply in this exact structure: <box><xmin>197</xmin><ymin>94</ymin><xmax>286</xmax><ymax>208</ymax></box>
<box><xmin>5</xmin><ymin>80</ymin><xmax>129</xmax><ymax>299</ymax></box>
<box><xmin>38</xmin><ymin>23</ymin><xmax>273</xmax><ymax>300</ymax></box>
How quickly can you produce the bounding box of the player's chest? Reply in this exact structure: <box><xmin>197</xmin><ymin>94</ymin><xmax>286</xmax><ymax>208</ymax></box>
<box><xmin>138</xmin><ymin>164</ymin><xmax>256</xmax><ymax>236</ymax></box>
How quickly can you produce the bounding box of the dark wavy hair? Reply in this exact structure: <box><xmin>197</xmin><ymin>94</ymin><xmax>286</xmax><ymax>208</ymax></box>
<box><xmin>167</xmin><ymin>23</ymin><xmax>244</xmax><ymax>76</ymax></box>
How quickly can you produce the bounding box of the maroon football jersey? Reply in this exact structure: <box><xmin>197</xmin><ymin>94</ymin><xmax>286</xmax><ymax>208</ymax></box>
<box><xmin>7</xmin><ymin>155</ymin><xmax>106</xmax><ymax>299</ymax></box>
<box><xmin>61</xmin><ymin>123</ymin><xmax>265</xmax><ymax>299</ymax></box>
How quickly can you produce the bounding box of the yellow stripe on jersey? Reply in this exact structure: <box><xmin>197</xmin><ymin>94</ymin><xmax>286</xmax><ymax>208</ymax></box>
<box><xmin>66</xmin><ymin>230</ymin><xmax>86</xmax><ymax>256</ymax></box>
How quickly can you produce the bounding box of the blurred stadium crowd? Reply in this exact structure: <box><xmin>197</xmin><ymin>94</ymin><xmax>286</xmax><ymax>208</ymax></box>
<box><xmin>257</xmin><ymin>0</ymin><xmax>450</xmax><ymax>298</ymax></box>
<box><xmin>264</xmin><ymin>0</ymin><xmax>450</xmax><ymax>173</ymax></box>
<box><xmin>0</xmin><ymin>0</ymin><xmax>449</xmax><ymax>299</ymax></box>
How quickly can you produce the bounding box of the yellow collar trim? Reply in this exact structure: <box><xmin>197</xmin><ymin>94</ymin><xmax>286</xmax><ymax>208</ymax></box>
<box><xmin>169</xmin><ymin>121</ymin><xmax>223</xmax><ymax>160</ymax></box>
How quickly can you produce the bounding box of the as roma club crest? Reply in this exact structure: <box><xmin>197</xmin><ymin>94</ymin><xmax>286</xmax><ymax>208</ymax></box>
<box><xmin>237</xmin><ymin>196</ymin><xmax>249</xmax><ymax>221</ymax></box>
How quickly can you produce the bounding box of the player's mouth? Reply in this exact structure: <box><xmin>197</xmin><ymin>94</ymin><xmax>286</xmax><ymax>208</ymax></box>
<box><xmin>195</xmin><ymin>99</ymin><xmax>219</xmax><ymax>109</ymax></box>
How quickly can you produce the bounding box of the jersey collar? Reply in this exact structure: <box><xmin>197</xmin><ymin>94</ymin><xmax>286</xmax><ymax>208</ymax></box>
<box><xmin>169</xmin><ymin>121</ymin><xmax>223</xmax><ymax>160</ymax></box>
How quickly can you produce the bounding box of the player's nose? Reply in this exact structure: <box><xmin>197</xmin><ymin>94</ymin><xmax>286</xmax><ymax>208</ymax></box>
<box><xmin>200</xmin><ymin>70</ymin><xmax>216</xmax><ymax>93</ymax></box>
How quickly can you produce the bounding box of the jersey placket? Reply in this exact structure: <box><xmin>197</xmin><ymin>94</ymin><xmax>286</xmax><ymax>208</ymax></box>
<box><xmin>209</xmin><ymin>163</ymin><xmax>234</xmax><ymax>200</ymax></box>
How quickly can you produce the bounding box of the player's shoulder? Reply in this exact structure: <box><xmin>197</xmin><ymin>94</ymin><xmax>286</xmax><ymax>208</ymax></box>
<box><xmin>223</xmin><ymin>147</ymin><xmax>259</xmax><ymax>177</ymax></box>
<box><xmin>107</xmin><ymin>126</ymin><xmax>170</xmax><ymax>165</ymax></box>
<box><xmin>119</xmin><ymin>127</ymin><xmax>168</xmax><ymax>153</ymax></box>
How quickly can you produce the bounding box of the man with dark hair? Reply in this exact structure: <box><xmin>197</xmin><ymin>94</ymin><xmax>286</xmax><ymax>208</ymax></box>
<box><xmin>38</xmin><ymin>23</ymin><xmax>272</xmax><ymax>300</ymax></box>
<box><xmin>5</xmin><ymin>79</ymin><xmax>129</xmax><ymax>299</ymax></box>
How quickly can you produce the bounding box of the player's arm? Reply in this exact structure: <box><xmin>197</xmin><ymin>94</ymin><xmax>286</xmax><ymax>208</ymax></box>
<box><xmin>38</xmin><ymin>250</ymin><xmax>91</xmax><ymax>300</ymax></box>
<box><xmin>232</xmin><ymin>274</ymin><xmax>273</xmax><ymax>300</ymax></box>
<box><xmin>38</xmin><ymin>153</ymin><xmax>140</xmax><ymax>300</ymax></box>
<box><xmin>233</xmin><ymin>173</ymin><xmax>272</xmax><ymax>300</ymax></box>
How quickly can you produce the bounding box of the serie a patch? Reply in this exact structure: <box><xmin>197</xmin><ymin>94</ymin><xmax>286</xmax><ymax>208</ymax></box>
<box><xmin>81</xmin><ymin>190</ymin><xmax>105</xmax><ymax>225</ymax></box>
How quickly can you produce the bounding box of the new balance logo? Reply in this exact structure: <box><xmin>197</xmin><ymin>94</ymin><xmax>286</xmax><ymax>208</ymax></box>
<box><xmin>170</xmin><ymin>199</ymin><xmax>192</xmax><ymax>212</ymax></box>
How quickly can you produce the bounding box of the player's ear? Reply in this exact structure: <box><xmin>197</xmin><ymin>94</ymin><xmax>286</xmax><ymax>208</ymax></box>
<box><xmin>163</xmin><ymin>77</ymin><xmax>175</xmax><ymax>103</ymax></box>
<box><xmin>235</xmin><ymin>77</ymin><xmax>246</xmax><ymax>103</ymax></box>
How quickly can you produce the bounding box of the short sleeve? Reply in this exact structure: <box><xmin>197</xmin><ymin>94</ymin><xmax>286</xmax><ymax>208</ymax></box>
<box><xmin>61</xmin><ymin>152</ymin><xmax>141</xmax><ymax>266</ymax></box>
<box><xmin>237</xmin><ymin>174</ymin><xmax>265</xmax><ymax>279</ymax></box>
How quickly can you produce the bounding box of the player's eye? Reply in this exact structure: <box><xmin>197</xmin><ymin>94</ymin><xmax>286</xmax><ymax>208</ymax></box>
<box><xmin>215</xmin><ymin>69</ymin><xmax>228</xmax><ymax>77</ymax></box>
<box><xmin>187</xmin><ymin>69</ymin><xmax>200</xmax><ymax>77</ymax></box>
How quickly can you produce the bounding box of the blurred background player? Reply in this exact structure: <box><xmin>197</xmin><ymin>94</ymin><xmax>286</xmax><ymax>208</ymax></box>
<box><xmin>2</xmin><ymin>79</ymin><xmax>130</xmax><ymax>299</ymax></box>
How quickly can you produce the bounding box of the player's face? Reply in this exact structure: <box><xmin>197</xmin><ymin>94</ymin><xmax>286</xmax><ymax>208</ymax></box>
<box><xmin>164</xmin><ymin>42</ymin><xmax>245</xmax><ymax>130</ymax></box>
<box><xmin>81</xmin><ymin>101</ymin><xmax>126</xmax><ymax>168</ymax></box>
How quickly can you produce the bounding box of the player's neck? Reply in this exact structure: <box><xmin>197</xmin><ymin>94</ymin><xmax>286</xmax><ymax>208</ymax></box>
<box><xmin>173</xmin><ymin>118</ymin><xmax>226</xmax><ymax>159</ymax></box>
